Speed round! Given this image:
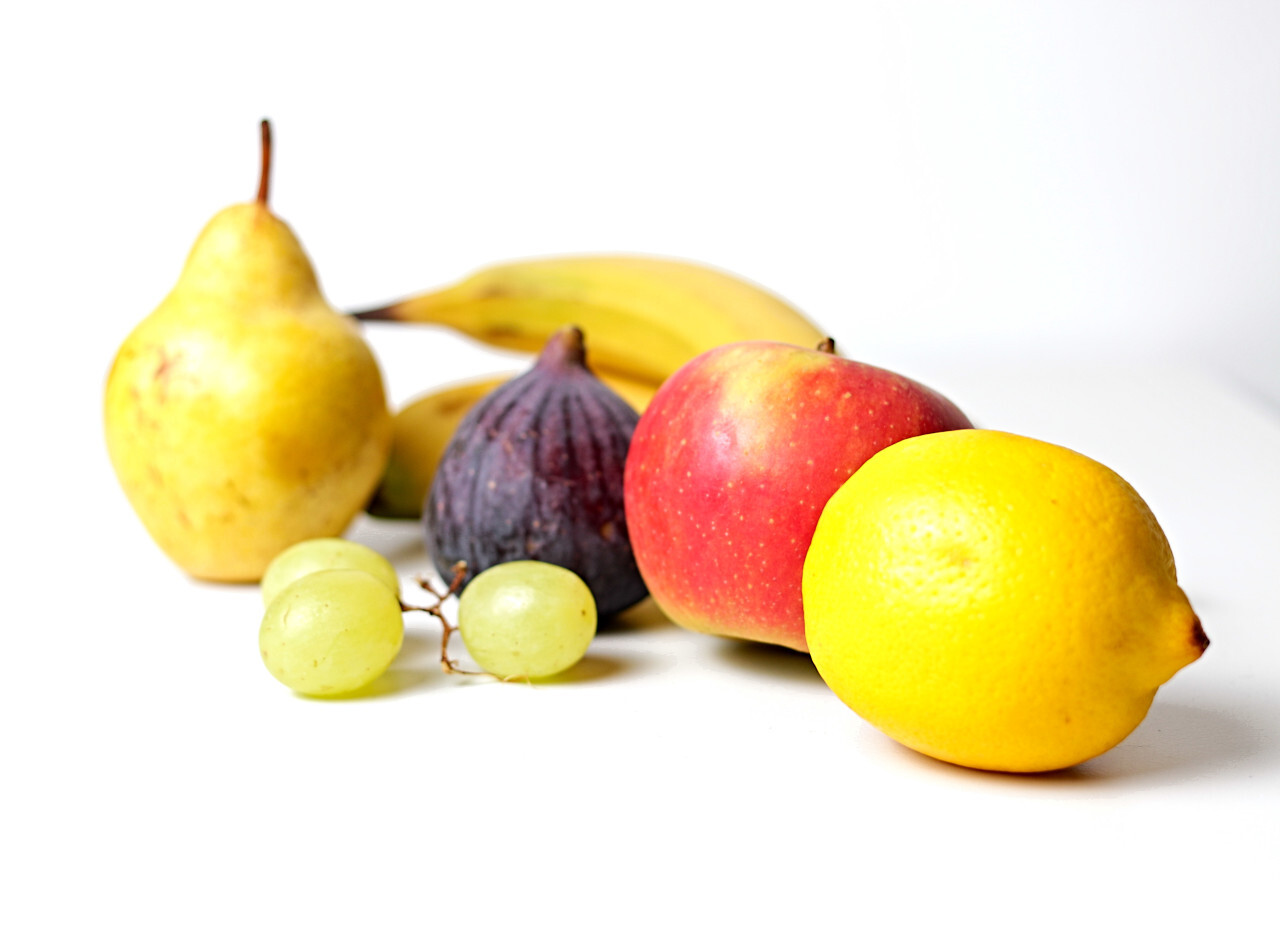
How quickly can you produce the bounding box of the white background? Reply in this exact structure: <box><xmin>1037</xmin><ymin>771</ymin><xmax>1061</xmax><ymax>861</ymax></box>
<box><xmin>3</xmin><ymin>2</ymin><xmax>1278</xmax><ymax>923</ymax></box>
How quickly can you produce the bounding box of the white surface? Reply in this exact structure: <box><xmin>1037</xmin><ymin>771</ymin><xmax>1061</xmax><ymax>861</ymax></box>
<box><xmin>9</xmin><ymin>331</ymin><xmax>1279</xmax><ymax>924</ymax></box>
<box><xmin>5</xmin><ymin>2</ymin><xmax>1279</xmax><ymax>922</ymax></box>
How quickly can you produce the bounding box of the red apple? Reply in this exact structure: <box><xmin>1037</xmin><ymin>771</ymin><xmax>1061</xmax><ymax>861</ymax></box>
<box><xmin>623</xmin><ymin>340</ymin><xmax>972</xmax><ymax>651</ymax></box>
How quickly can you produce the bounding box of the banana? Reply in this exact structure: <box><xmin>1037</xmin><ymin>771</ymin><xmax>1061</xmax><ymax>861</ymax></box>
<box><xmin>361</xmin><ymin>255</ymin><xmax>826</xmax><ymax>518</ymax></box>
<box><xmin>367</xmin><ymin>369</ymin><xmax>659</xmax><ymax>520</ymax></box>
<box><xmin>353</xmin><ymin>255</ymin><xmax>829</xmax><ymax>385</ymax></box>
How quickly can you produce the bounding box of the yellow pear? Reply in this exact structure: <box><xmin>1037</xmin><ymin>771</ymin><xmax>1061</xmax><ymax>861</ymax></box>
<box><xmin>104</xmin><ymin>121</ymin><xmax>392</xmax><ymax>582</ymax></box>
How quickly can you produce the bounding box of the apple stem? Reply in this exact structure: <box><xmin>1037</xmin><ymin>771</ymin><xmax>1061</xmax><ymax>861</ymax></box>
<box><xmin>816</xmin><ymin>337</ymin><xmax>836</xmax><ymax>354</ymax></box>
<box><xmin>256</xmin><ymin>119</ymin><xmax>272</xmax><ymax>207</ymax></box>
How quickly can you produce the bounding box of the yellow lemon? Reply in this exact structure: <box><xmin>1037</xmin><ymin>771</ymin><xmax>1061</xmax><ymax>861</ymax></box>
<box><xmin>802</xmin><ymin>429</ymin><xmax>1209</xmax><ymax>773</ymax></box>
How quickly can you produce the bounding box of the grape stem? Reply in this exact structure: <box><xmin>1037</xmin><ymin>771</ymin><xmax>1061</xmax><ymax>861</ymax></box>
<box><xmin>400</xmin><ymin>561</ymin><xmax>491</xmax><ymax>677</ymax></box>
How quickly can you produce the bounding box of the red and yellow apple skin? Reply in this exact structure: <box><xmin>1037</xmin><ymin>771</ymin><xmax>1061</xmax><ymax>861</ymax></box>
<box><xmin>623</xmin><ymin>340</ymin><xmax>972</xmax><ymax>651</ymax></box>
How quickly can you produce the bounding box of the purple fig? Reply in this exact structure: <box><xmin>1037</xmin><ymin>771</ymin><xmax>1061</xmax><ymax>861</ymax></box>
<box><xmin>424</xmin><ymin>326</ymin><xmax>648</xmax><ymax>616</ymax></box>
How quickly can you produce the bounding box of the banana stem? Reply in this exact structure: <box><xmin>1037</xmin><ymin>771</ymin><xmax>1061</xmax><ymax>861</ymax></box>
<box><xmin>350</xmin><ymin>303</ymin><xmax>400</xmax><ymax>321</ymax></box>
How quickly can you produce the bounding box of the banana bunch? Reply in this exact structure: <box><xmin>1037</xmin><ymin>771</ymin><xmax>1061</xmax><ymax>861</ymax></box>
<box><xmin>359</xmin><ymin>254</ymin><xmax>828</xmax><ymax>518</ymax></box>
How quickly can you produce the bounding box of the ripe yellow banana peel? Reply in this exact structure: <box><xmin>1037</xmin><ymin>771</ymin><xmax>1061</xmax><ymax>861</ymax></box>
<box><xmin>353</xmin><ymin>254</ymin><xmax>829</xmax><ymax>385</ymax></box>
<box><xmin>358</xmin><ymin>254</ymin><xmax>828</xmax><ymax>519</ymax></box>
<box><xmin>367</xmin><ymin>369</ymin><xmax>659</xmax><ymax>520</ymax></box>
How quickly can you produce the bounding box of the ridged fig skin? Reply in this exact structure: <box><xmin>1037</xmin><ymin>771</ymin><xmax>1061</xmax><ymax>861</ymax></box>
<box><xmin>424</xmin><ymin>328</ymin><xmax>648</xmax><ymax>616</ymax></box>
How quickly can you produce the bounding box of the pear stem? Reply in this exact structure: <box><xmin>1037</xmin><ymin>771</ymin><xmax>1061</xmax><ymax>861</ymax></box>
<box><xmin>256</xmin><ymin>119</ymin><xmax>272</xmax><ymax>207</ymax></box>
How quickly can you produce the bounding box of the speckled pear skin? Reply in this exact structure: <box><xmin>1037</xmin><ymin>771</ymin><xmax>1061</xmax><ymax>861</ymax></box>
<box><xmin>103</xmin><ymin>123</ymin><xmax>391</xmax><ymax>581</ymax></box>
<box><xmin>424</xmin><ymin>327</ymin><xmax>648</xmax><ymax>616</ymax></box>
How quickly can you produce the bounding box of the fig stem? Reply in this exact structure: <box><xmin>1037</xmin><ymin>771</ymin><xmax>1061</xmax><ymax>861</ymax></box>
<box><xmin>537</xmin><ymin>325</ymin><xmax>587</xmax><ymax>369</ymax></box>
<box><xmin>256</xmin><ymin>119</ymin><xmax>272</xmax><ymax>207</ymax></box>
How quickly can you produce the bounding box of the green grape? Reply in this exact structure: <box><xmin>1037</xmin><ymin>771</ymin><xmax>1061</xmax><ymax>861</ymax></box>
<box><xmin>259</xmin><ymin>569</ymin><xmax>404</xmax><ymax>696</ymax></box>
<box><xmin>457</xmin><ymin>561</ymin><xmax>597</xmax><ymax>680</ymax></box>
<box><xmin>261</xmin><ymin>538</ymin><xmax>399</xmax><ymax>606</ymax></box>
